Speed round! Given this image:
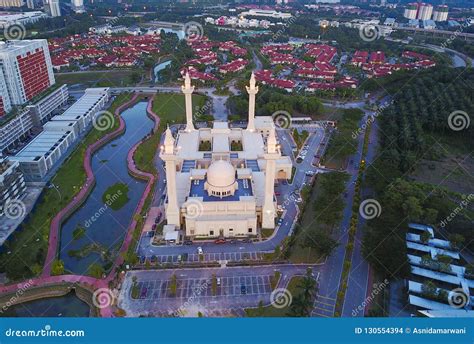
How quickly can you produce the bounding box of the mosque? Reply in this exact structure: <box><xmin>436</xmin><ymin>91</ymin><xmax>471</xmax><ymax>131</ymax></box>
<box><xmin>159</xmin><ymin>73</ymin><xmax>292</xmax><ymax>240</ymax></box>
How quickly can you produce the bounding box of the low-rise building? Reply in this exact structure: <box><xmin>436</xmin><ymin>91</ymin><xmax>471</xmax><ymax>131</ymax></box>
<box><xmin>0</xmin><ymin>155</ymin><xmax>26</xmax><ymax>217</ymax></box>
<box><xmin>11</xmin><ymin>88</ymin><xmax>110</xmax><ymax>181</ymax></box>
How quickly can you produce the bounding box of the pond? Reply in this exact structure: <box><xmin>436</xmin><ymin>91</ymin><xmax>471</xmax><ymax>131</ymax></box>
<box><xmin>59</xmin><ymin>101</ymin><xmax>155</xmax><ymax>274</ymax></box>
<box><xmin>154</xmin><ymin>60</ymin><xmax>172</xmax><ymax>82</ymax></box>
<box><xmin>0</xmin><ymin>292</ymin><xmax>90</xmax><ymax>317</ymax></box>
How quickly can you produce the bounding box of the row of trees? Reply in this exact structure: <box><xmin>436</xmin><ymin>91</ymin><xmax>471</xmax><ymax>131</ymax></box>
<box><xmin>362</xmin><ymin>67</ymin><xmax>474</xmax><ymax>277</ymax></box>
<box><xmin>228</xmin><ymin>88</ymin><xmax>324</xmax><ymax>120</ymax></box>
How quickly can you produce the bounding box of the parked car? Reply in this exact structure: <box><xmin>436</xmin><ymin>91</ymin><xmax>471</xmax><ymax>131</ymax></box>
<box><xmin>242</xmin><ymin>238</ymin><xmax>252</xmax><ymax>243</ymax></box>
<box><xmin>217</xmin><ymin>277</ymin><xmax>221</xmax><ymax>286</ymax></box>
<box><xmin>229</xmin><ymin>239</ymin><xmax>238</xmax><ymax>244</ymax></box>
<box><xmin>241</xmin><ymin>285</ymin><xmax>246</xmax><ymax>294</ymax></box>
<box><xmin>197</xmin><ymin>247</ymin><xmax>203</xmax><ymax>255</ymax></box>
<box><xmin>214</xmin><ymin>239</ymin><xmax>226</xmax><ymax>244</ymax></box>
<box><xmin>183</xmin><ymin>240</ymin><xmax>193</xmax><ymax>245</ymax></box>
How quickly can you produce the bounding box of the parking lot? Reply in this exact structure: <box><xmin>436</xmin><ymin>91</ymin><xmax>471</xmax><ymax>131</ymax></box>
<box><xmin>140</xmin><ymin>251</ymin><xmax>264</xmax><ymax>265</ymax></box>
<box><xmin>134</xmin><ymin>275</ymin><xmax>273</xmax><ymax>300</ymax></box>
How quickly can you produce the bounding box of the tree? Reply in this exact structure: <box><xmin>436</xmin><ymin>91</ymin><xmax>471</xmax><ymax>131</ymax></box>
<box><xmin>89</xmin><ymin>263</ymin><xmax>105</xmax><ymax>278</ymax></box>
<box><xmin>51</xmin><ymin>259</ymin><xmax>65</xmax><ymax>276</ymax></box>
<box><xmin>449</xmin><ymin>234</ymin><xmax>465</xmax><ymax>251</ymax></box>
<box><xmin>169</xmin><ymin>274</ymin><xmax>177</xmax><ymax>297</ymax></box>
<box><xmin>301</xmin><ymin>228</ymin><xmax>339</xmax><ymax>258</ymax></box>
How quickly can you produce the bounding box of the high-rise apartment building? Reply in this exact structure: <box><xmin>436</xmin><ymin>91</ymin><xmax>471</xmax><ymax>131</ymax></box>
<box><xmin>0</xmin><ymin>40</ymin><xmax>55</xmax><ymax>109</ymax></box>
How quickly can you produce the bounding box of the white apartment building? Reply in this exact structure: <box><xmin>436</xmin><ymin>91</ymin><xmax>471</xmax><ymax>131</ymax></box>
<box><xmin>0</xmin><ymin>11</ymin><xmax>46</xmax><ymax>28</ymax></box>
<box><xmin>0</xmin><ymin>0</ymin><xmax>24</xmax><ymax>7</ymax></box>
<box><xmin>0</xmin><ymin>69</ymin><xmax>11</xmax><ymax>116</ymax></box>
<box><xmin>417</xmin><ymin>3</ymin><xmax>433</xmax><ymax>21</ymax></box>
<box><xmin>0</xmin><ymin>40</ymin><xmax>55</xmax><ymax>106</ymax></box>
<box><xmin>432</xmin><ymin>5</ymin><xmax>449</xmax><ymax>22</ymax></box>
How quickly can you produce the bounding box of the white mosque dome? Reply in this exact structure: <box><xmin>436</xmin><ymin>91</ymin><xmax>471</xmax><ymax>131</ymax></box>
<box><xmin>207</xmin><ymin>160</ymin><xmax>235</xmax><ymax>187</ymax></box>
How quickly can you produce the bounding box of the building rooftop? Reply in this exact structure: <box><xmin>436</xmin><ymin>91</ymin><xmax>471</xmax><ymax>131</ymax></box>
<box><xmin>13</xmin><ymin>131</ymin><xmax>71</xmax><ymax>162</ymax></box>
<box><xmin>189</xmin><ymin>178</ymin><xmax>252</xmax><ymax>202</ymax></box>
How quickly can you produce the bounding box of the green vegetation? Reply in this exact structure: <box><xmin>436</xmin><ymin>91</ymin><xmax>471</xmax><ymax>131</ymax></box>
<box><xmin>230</xmin><ymin>141</ymin><xmax>243</xmax><ymax>151</ymax></box>
<box><xmin>55</xmin><ymin>70</ymin><xmax>137</xmax><ymax>88</ymax></box>
<box><xmin>0</xmin><ymin>93</ymin><xmax>133</xmax><ymax>281</ymax></box>
<box><xmin>292</xmin><ymin>129</ymin><xmax>309</xmax><ymax>149</ymax></box>
<box><xmin>199</xmin><ymin>141</ymin><xmax>212</xmax><ymax>151</ymax></box>
<box><xmin>321</xmin><ymin>108</ymin><xmax>363</xmax><ymax>169</ymax></box>
<box><xmin>72</xmin><ymin>226</ymin><xmax>86</xmax><ymax>240</ymax></box>
<box><xmin>102</xmin><ymin>183</ymin><xmax>130</xmax><ymax>211</ymax></box>
<box><xmin>335</xmin><ymin>124</ymin><xmax>371</xmax><ymax>316</ymax></box>
<box><xmin>211</xmin><ymin>274</ymin><xmax>217</xmax><ymax>296</ymax></box>
<box><xmin>270</xmin><ymin>271</ymin><xmax>281</xmax><ymax>291</ymax></box>
<box><xmin>131</xmin><ymin>276</ymin><xmax>140</xmax><ymax>299</ymax></box>
<box><xmin>228</xmin><ymin>88</ymin><xmax>323</xmax><ymax>120</ymax></box>
<box><xmin>246</xmin><ymin>269</ymin><xmax>316</xmax><ymax>317</ymax></box>
<box><xmin>88</xmin><ymin>263</ymin><xmax>105</xmax><ymax>278</ymax></box>
<box><xmin>285</xmin><ymin>172</ymin><xmax>347</xmax><ymax>263</ymax></box>
<box><xmin>363</xmin><ymin>68</ymin><xmax>474</xmax><ymax>278</ymax></box>
<box><xmin>169</xmin><ymin>274</ymin><xmax>177</xmax><ymax>297</ymax></box>
<box><xmin>51</xmin><ymin>260</ymin><xmax>65</xmax><ymax>276</ymax></box>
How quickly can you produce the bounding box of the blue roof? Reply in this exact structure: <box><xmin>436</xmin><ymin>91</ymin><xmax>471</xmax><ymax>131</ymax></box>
<box><xmin>246</xmin><ymin>160</ymin><xmax>260</xmax><ymax>172</ymax></box>
<box><xmin>181</xmin><ymin>160</ymin><xmax>196</xmax><ymax>172</ymax></box>
<box><xmin>189</xmin><ymin>178</ymin><xmax>253</xmax><ymax>202</ymax></box>
<box><xmin>230</xmin><ymin>153</ymin><xmax>239</xmax><ymax>159</ymax></box>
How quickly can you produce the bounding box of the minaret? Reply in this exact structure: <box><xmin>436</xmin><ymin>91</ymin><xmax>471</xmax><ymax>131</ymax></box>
<box><xmin>160</xmin><ymin>126</ymin><xmax>180</xmax><ymax>226</ymax></box>
<box><xmin>246</xmin><ymin>72</ymin><xmax>258</xmax><ymax>132</ymax></box>
<box><xmin>181</xmin><ymin>72</ymin><xmax>195</xmax><ymax>131</ymax></box>
<box><xmin>262</xmin><ymin>127</ymin><xmax>279</xmax><ymax>229</ymax></box>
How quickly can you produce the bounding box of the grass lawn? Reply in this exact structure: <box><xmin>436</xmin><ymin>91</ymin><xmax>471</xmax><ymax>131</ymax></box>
<box><xmin>288</xmin><ymin>178</ymin><xmax>330</xmax><ymax>264</ymax></box>
<box><xmin>102</xmin><ymin>182</ymin><xmax>130</xmax><ymax>211</ymax></box>
<box><xmin>133</xmin><ymin>93</ymin><xmax>207</xmax><ymax>174</ymax></box>
<box><xmin>55</xmin><ymin>70</ymin><xmax>136</xmax><ymax>88</ymax></box>
<box><xmin>0</xmin><ymin>93</ymin><xmax>134</xmax><ymax>281</ymax></box>
<box><xmin>245</xmin><ymin>276</ymin><xmax>305</xmax><ymax>317</ymax></box>
<box><xmin>322</xmin><ymin>108</ymin><xmax>363</xmax><ymax>170</ymax></box>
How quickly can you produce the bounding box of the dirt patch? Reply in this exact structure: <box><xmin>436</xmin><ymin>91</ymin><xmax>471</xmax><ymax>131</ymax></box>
<box><xmin>410</xmin><ymin>154</ymin><xmax>474</xmax><ymax>195</ymax></box>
